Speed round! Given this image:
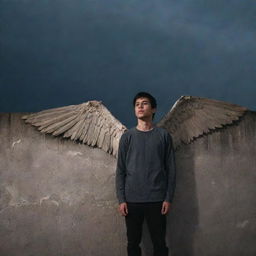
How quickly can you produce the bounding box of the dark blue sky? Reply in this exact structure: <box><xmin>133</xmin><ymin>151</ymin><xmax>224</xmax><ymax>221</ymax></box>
<box><xmin>1</xmin><ymin>0</ymin><xmax>256</xmax><ymax>128</ymax></box>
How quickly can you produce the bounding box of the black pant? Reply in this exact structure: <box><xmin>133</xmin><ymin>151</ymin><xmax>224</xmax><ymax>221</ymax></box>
<box><xmin>125</xmin><ymin>202</ymin><xmax>168</xmax><ymax>256</ymax></box>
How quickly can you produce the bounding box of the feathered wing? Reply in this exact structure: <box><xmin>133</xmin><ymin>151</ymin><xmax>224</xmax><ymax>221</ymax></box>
<box><xmin>156</xmin><ymin>96</ymin><xmax>247</xmax><ymax>149</ymax></box>
<box><xmin>22</xmin><ymin>101</ymin><xmax>127</xmax><ymax>157</ymax></box>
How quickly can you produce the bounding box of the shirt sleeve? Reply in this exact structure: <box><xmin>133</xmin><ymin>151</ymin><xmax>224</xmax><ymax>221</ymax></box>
<box><xmin>115</xmin><ymin>133</ymin><xmax>128</xmax><ymax>204</ymax></box>
<box><xmin>164</xmin><ymin>133</ymin><xmax>176</xmax><ymax>203</ymax></box>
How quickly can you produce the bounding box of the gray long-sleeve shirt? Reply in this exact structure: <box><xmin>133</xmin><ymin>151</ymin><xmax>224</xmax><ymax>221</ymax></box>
<box><xmin>115</xmin><ymin>126</ymin><xmax>176</xmax><ymax>204</ymax></box>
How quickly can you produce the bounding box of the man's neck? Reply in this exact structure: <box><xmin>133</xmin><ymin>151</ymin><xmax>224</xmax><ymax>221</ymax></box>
<box><xmin>136</xmin><ymin>120</ymin><xmax>154</xmax><ymax>131</ymax></box>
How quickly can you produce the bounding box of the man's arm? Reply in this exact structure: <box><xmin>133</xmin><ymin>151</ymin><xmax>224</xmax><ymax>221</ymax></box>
<box><xmin>115</xmin><ymin>133</ymin><xmax>129</xmax><ymax>216</ymax></box>
<box><xmin>164</xmin><ymin>133</ymin><xmax>176</xmax><ymax>204</ymax></box>
<box><xmin>115</xmin><ymin>133</ymin><xmax>127</xmax><ymax>204</ymax></box>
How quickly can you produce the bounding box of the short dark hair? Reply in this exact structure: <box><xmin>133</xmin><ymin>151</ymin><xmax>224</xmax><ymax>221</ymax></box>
<box><xmin>133</xmin><ymin>92</ymin><xmax>157</xmax><ymax>120</ymax></box>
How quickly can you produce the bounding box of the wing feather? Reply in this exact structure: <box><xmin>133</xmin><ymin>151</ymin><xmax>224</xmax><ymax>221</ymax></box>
<box><xmin>91</xmin><ymin>116</ymin><xmax>104</xmax><ymax>147</ymax></box>
<box><xmin>42</xmin><ymin>115</ymin><xmax>78</xmax><ymax>134</ymax></box>
<box><xmin>157</xmin><ymin>96</ymin><xmax>247</xmax><ymax>149</ymax></box>
<box><xmin>87</xmin><ymin>113</ymin><xmax>98</xmax><ymax>146</ymax></box>
<box><xmin>22</xmin><ymin>101</ymin><xmax>127</xmax><ymax>157</ymax></box>
<box><xmin>97</xmin><ymin>125</ymin><xmax>107</xmax><ymax>149</ymax></box>
<box><xmin>29</xmin><ymin>111</ymin><xmax>77</xmax><ymax>128</ymax></box>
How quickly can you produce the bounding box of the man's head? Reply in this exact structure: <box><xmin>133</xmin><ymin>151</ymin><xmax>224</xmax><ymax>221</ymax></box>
<box><xmin>133</xmin><ymin>92</ymin><xmax>157</xmax><ymax>121</ymax></box>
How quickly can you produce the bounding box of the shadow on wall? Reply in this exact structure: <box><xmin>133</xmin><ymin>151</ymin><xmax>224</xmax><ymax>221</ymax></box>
<box><xmin>168</xmin><ymin>145</ymin><xmax>198</xmax><ymax>256</ymax></box>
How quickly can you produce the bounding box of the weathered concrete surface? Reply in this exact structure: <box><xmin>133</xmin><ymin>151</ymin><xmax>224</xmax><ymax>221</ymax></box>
<box><xmin>0</xmin><ymin>112</ymin><xmax>256</xmax><ymax>256</ymax></box>
<box><xmin>168</xmin><ymin>111</ymin><xmax>256</xmax><ymax>256</ymax></box>
<box><xmin>0</xmin><ymin>113</ymin><xmax>126</xmax><ymax>256</ymax></box>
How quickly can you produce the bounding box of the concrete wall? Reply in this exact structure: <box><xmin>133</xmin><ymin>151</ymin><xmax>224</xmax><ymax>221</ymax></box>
<box><xmin>169</xmin><ymin>111</ymin><xmax>256</xmax><ymax>256</ymax></box>
<box><xmin>0</xmin><ymin>112</ymin><xmax>255</xmax><ymax>256</ymax></box>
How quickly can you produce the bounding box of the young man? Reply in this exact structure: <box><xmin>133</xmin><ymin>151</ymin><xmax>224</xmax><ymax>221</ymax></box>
<box><xmin>115</xmin><ymin>92</ymin><xmax>176</xmax><ymax>256</ymax></box>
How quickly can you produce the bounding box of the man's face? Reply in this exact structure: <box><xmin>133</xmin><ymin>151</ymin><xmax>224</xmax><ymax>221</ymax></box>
<box><xmin>134</xmin><ymin>97</ymin><xmax>156</xmax><ymax>120</ymax></box>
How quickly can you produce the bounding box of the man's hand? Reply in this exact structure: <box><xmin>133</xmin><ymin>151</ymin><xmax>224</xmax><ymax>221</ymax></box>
<box><xmin>161</xmin><ymin>201</ymin><xmax>171</xmax><ymax>215</ymax></box>
<box><xmin>118</xmin><ymin>202</ymin><xmax>128</xmax><ymax>216</ymax></box>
